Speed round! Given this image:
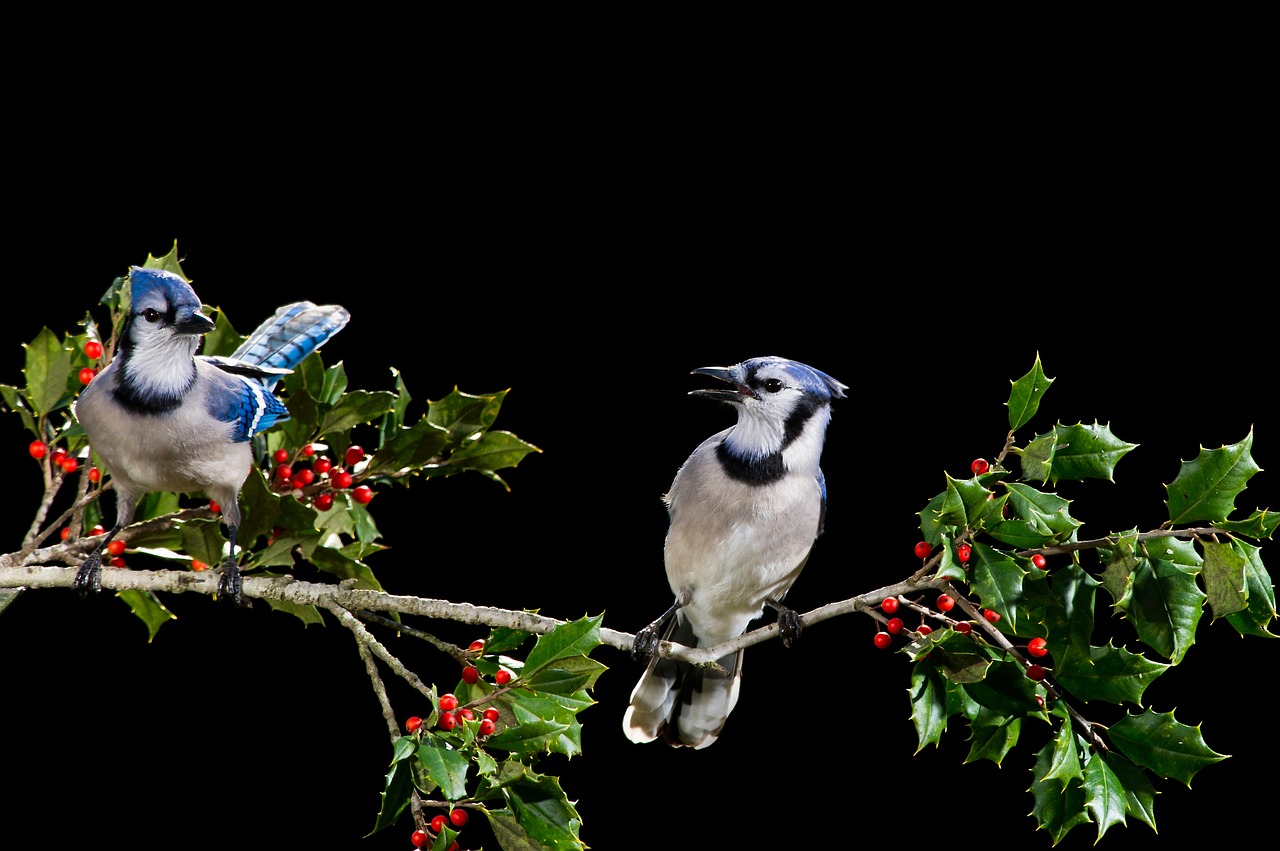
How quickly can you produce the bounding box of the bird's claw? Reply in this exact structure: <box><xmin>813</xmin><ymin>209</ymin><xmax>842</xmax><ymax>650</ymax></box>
<box><xmin>217</xmin><ymin>560</ymin><xmax>250</xmax><ymax>608</ymax></box>
<box><xmin>777</xmin><ymin>608</ymin><xmax>803</xmax><ymax>648</ymax></box>
<box><xmin>73</xmin><ymin>553</ymin><xmax>103</xmax><ymax>597</ymax></box>
<box><xmin>632</xmin><ymin>625</ymin><xmax>661</xmax><ymax>663</ymax></box>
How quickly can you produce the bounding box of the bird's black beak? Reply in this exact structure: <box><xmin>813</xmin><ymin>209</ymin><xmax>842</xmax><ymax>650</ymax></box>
<box><xmin>689</xmin><ymin>365</ymin><xmax>753</xmax><ymax>401</ymax></box>
<box><xmin>175</xmin><ymin>310</ymin><xmax>217</xmax><ymax>335</ymax></box>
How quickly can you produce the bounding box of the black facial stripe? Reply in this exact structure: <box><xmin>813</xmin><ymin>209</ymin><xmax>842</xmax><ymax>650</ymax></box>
<box><xmin>782</xmin><ymin>394</ymin><xmax>822</xmax><ymax>449</ymax></box>
<box><xmin>715</xmin><ymin>441</ymin><xmax>786</xmax><ymax>486</ymax></box>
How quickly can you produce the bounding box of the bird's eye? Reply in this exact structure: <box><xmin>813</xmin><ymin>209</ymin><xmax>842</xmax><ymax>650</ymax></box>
<box><xmin>762</xmin><ymin>378</ymin><xmax>784</xmax><ymax>393</ymax></box>
<box><xmin>142</xmin><ymin>308</ymin><xmax>162</xmax><ymax>323</ymax></box>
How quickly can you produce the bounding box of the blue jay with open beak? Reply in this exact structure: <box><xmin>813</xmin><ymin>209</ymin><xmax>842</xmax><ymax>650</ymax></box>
<box><xmin>623</xmin><ymin>355</ymin><xmax>847</xmax><ymax>748</ymax></box>
<box><xmin>71</xmin><ymin>266</ymin><xmax>349</xmax><ymax>606</ymax></box>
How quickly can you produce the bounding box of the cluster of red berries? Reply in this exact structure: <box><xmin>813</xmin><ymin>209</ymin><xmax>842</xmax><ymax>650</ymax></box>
<box><xmin>78</xmin><ymin>339</ymin><xmax>104</xmax><ymax>386</ymax></box>
<box><xmin>873</xmin><ymin>592</ymin><xmax>985</xmax><ymax>649</ymax></box>
<box><xmin>410</xmin><ymin>808</ymin><xmax>469</xmax><ymax>848</ymax></box>
<box><xmin>269</xmin><ymin>443</ymin><xmax>374</xmax><ymax>509</ymax></box>
<box><xmin>29</xmin><ymin>440</ymin><xmax>87</xmax><ymax>475</ymax></box>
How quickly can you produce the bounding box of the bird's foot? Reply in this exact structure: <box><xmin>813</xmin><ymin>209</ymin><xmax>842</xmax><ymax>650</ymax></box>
<box><xmin>73</xmin><ymin>553</ymin><xmax>103</xmax><ymax>597</ymax></box>
<box><xmin>632</xmin><ymin>623</ymin><xmax>663</xmax><ymax>663</ymax></box>
<box><xmin>217</xmin><ymin>560</ymin><xmax>251</xmax><ymax>608</ymax></box>
<box><xmin>772</xmin><ymin>603</ymin><xmax>803</xmax><ymax>648</ymax></box>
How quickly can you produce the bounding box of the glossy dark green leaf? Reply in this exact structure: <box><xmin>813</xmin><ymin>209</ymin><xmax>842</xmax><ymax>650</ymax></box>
<box><xmin>1048</xmin><ymin>422</ymin><xmax>1138</xmax><ymax>484</ymax></box>
<box><xmin>1166</xmin><ymin>431</ymin><xmax>1260</xmax><ymax>524</ymax></box>
<box><xmin>965</xmin><ymin>705</ymin><xmax>1022</xmax><ymax>766</ymax></box>
<box><xmin>971</xmin><ymin>542</ymin><xmax>1029</xmax><ymax>634</ymax></box>
<box><xmin>1082</xmin><ymin>750</ymin><xmax>1128</xmax><ymax>841</ymax></box>
<box><xmin>1201</xmin><ymin>540</ymin><xmax>1248</xmax><ymax>621</ymax></box>
<box><xmin>523</xmin><ymin>615</ymin><xmax>602</xmax><ymax>675</ymax></box>
<box><xmin>318</xmin><ymin>389</ymin><xmax>397</xmax><ymax>436</ymax></box>
<box><xmin>1053</xmin><ymin>642</ymin><xmax>1168</xmax><ymax>705</ymax></box>
<box><xmin>1108</xmin><ymin>752</ymin><xmax>1158</xmax><ymax>831</ymax></box>
<box><xmin>501</xmin><ymin>771</ymin><xmax>587</xmax><ymax>850</ymax></box>
<box><xmin>366</xmin><ymin>748</ymin><xmax>415</xmax><ymax>836</ymax></box>
<box><xmin>23</xmin><ymin>327</ymin><xmax>71</xmax><ymax>419</ymax></box>
<box><xmin>1030</xmin><ymin>737</ymin><xmax>1090</xmax><ymax>844</ymax></box>
<box><xmin>1016</xmin><ymin>429</ymin><xmax>1057</xmax><ymax>484</ymax></box>
<box><xmin>1007</xmin><ymin>353</ymin><xmax>1054</xmax><ymax>432</ymax></box>
<box><xmin>414</xmin><ymin>738</ymin><xmax>471</xmax><ymax>801</ymax></box>
<box><xmin>1124</xmin><ymin>558</ymin><xmax>1205</xmax><ymax>665</ymax></box>
<box><xmin>1108</xmin><ymin>709</ymin><xmax>1228</xmax><ymax>786</ymax></box>
<box><xmin>1214</xmin><ymin>508</ymin><xmax>1279</xmax><ymax>539</ymax></box>
<box><xmin>909</xmin><ymin>660</ymin><xmax>948</xmax><ymax>752</ymax></box>
<box><xmin>1224</xmin><ymin>538</ymin><xmax>1277</xmax><ymax>637</ymax></box>
<box><xmin>1039</xmin><ymin>704</ymin><xmax>1082</xmax><ymax>789</ymax></box>
<box><xmin>116</xmin><ymin>589</ymin><xmax>175</xmax><ymax>642</ymax></box>
<box><xmin>962</xmin><ymin>658</ymin><xmax>1040</xmax><ymax>717</ymax></box>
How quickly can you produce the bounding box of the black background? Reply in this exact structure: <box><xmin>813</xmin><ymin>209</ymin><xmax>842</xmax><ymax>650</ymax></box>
<box><xmin>2</xmin><ymin>95</ymin><xmax>1274</xmax><ymax>850</ymax></box>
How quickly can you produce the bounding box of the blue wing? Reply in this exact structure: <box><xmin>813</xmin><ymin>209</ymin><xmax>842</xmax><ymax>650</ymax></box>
<box><xmin>230</xmin><ymin>302</ymin><xmax>350</xmax><ymax>387</ymax></box>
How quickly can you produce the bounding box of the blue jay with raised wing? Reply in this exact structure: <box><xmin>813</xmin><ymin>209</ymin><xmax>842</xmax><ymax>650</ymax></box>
<box><xmin>623</xmin><ymin>355</ymin><xmax>847</xmax><ymax>748</ymax></box>
<box><xmin>72</xmin><ymin>266</ymin><xmax>349</xmax><ymax>606</ymax></box>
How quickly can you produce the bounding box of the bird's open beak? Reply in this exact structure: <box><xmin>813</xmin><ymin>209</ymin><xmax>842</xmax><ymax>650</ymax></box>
<box><xmin>689</xmin><ymin>366</ymin><xmax>753</xmax><ymax>401</ymax></box>
<box><xmin>175</xmin><ymin>310</ymin><xmax>217</xmax><ymax>335</ymax></box>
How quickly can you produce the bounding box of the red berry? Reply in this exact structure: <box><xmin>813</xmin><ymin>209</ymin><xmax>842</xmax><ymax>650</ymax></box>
<box><xmin>90</xmin><ymin>524</ymin><xmax>105</xmax><ymax>536</ymax></box>
<box><xmin>983</xmin><ymin>609</ymin><xmax>1001</xmax><ymax>623</ymax></box>
<box><xmin>957</xmin><ymin>544</ymin><xmax>972</xmax><ymax>563</ymax></box>
<box><xmin>405</xmin><ymin>716</ymin><xmax>423</xmax><ymax>733</ymax></box>
<box><xmin>1036</xmin><ymin>695</ymin><xmax>1046</xmax><ymax>708</ymax></box>
<box><xmin>107</xmin><ymin>540</ymin><xmax>126</xmax><ymax>556</ymax></box>
<box><xmin>495</xmin><ymin>669</ymin><xmax>512</xmax><ymax>685</ymax></box>
<box><xmin>971</xmin><ymin>458</ymin><xmax>989</xmax><ymax>475</ymax></box>
<box><xmin>313</xmin><ymin>456</ymin><xmax>331</xmax><ymax>475</ymax></box>
<box><xmin>209</xmin><ymin>500</ymin><xmax>221</xmax><ymax>514</ymax></box>
<box><xmin>1027</xmin><ymin>637</ymin><xmax>1048</xmax><ymax>658</ymax></box>
<box><xmin>936</xmin><ymin>594</ymin><xmax>954</xmax><ymax>612</ymax></box>
<box><xmin>52</xmin><ymin>446</ymin><xmax>67</xmax><ymax>462</ymax></box>
<box><xmin>108</xmin><ymin>557</ymin><xmax>126</xmax><ymax>568</ymax></box>
<box><xmin>1026</xmin><ymin>664</ymin><xmax>1046</xmax><ymax>681</ymax></box>
<box><xmin>88</xmin><ymin>466</ymin><xmax>100</xmax><ymax>483</ymax></box>
<box><xmin>273</xmin><ymin>448</ymin><xmax>290</xmax><ymax>464</ymax></box>
<box><xmin>28</xmin><ymin>440</ymin><xmax>47</xmax><ymax>459</ymax></box>
<box><xmin>275</xmin><ymin>463</ymin><xmax>293</xmax><ymax>481</ymax></box>
<box><xmin>78</xmin><ymin>367</ymin><xmax>97</xmax><ymax>385</ymax></box>
<box><xmin>313</xmin><ymin>493</ymin><xmax>334</xmax><ymax>511</ymax></box>
<box><xmin>450</xmin><ymin>809</ymin><xmax>469</xmax><ymax>827</ymax></box>
<box><xmin>483</xmin><ymin>707</ymin><xmax>500</xmax><ymax>722</ymax></box>
<box><xmin>917</xmin><ymin>624</ymin><xmax>933</xmax><ymax>635</ymax></box>
<box><xmin>438</xmin><ymin>711</ymin><xmax>457</xmax><ymax>731</ymax></box>
<box><xmin>331</xmin><ymin>469</ymin><xmax>353</xmax><ymax>489</ymax></box>
<box><xmin>352</xmin><ymin>484</ymin><xmax>374</xmax><ymax>504</ymax></box>
<box><xmin>84</xmin><ymin>340</ymin><xmax>104</xmax><ymax>360</ymax></box>
<box><xmin>290</xmin><ymin>468</ymin><xmax>315</xmax><ymax>488</ymax></box>
<box><xmin>430</xmin><ymin>815</ymin><xmax>448</xmax><ymax>834</ymax></box>
<box><xmin>461</xmin><ymin>665</ymin><xmax>480</xmax><ymax>684</ymax></box>
<box><xmin>191</xmin><ymin>559</ymin><xmax>208</xmax><ymax>571</ymax></box>
<box><xmin>60</xmin><ymin>456</ymin><xmax>79</xmax><ymax>474</ymax></box>
<box><xmin>344</xmin><ymin>445</ymin><xmax>365</xmax><ymax>467</ymax></box>
<box><xmin>479</xmin><ymin>718</ymin><xmax>496</xmax><ymax>735</ymax></box>
<box><xmin>438</xmin><ymin>693</ymin><xmax>459</xmax><ymax>712</ymax></box>
<box><xmin>458</xmin><ymin>708</ymin><xmax>474</xmax><ymax>721</ymax></box>
<box><xmin>469</xmin><ymin>639</ymin><xmax>486</xmax><ymax>652</ymax></box>
<box><xmin>59</xmin><ymin>527</ymin><xmax>70</xmax><ymax>540</ymax></box>
<box><xmin>1031</xmin><ymin>553</ymin><xmax>1047</xmax><ymax>569</ymax></box>
<box><xmin>873</xmin><ymin>632</ymin><xmax>892</xmax><ymax>649</ymax></box>
<box><xmin>886</xmin><ymin>617</ymin><xmax>904</xmax><ymax>634</ymax></box>
<box><xmin>411</xmin><ymin>828</ymin><xmax>428</xmax><ymax>848</ymax></box>
<box><xmin>913</xmin><ymin>541</ymin><xmax>931</xmax><ymax>559</ymax></box>
<box><xmin>302</xmin><ymin>444</ymin><xmax>316</xmax><ymax>457</ymax></box>
<box><xmin>881</xmin><ymin>597</ymin><xmax>899</xmax><ymax>614</ymax></box>
<box><xmin>954</xmin><ymin>620</ymin><xmax>973</xmax><ymax>634</ymax></box>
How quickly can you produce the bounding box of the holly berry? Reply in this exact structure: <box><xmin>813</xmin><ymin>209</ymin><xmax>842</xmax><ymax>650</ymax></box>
<box><xmin>405</xmin><ymin>716</ymin><xmax>423</xmax><ymax>733</ymax></box>
<box><xmin>209</xmin><ymin>500</ymin><xmax>221</xmax><ymax>514</ymax></box>
<box><xmin>1026</xmin><ymin>664</ymin><xmax>1046</xmax><ymax>682</ymax></box>
<box><xmin>331</xmin><ymin>469</ymin><xmax>353</xmax><ymax>489</ymax></box>
<box><xmin>60</xmin><ymin>527</ymin><xmax>70</xmax><ymax>540</ymax></box>
<box><xmin>873</xmin><ymin>631</ymin><xmax>892</xmax><ymax>649</ymax></box>
<box><xmin>450</xmin><ymin>809</ymin><xmax>469</xmax><ymax>827</ymax></box>
<box><xmin>78</xmin><ymin>367</ymin><xmax>97</xmax><ymax>385</ymax></box>
<box><xmin>430</xmin><ymin>815</ymin><xmax>447</xmax><ymax>834</ymax></box>
<box><xmin>913</xmin><ymin>541</ymin><xmax>931</xmax><ymax>559</ymax></box>
<box><xmin>84</xmin><ymin>340</ymin><xmax>104</xmax><ymax>360</ymax></box>
<box><xmin>313</xmin><ymin>493</ymin><xmax>334</xmax><ymax>511</ymax></box>
<box><xmin>302</xmin><ymin>444</ymin><xmax>317</xmax><ymax>457</ymax></box>
<box><xmin>438</xmin><ymin>711</ymin><xmax>458</xmax><ymax>731</ymax></box>
<box><xmin>60</xmin><ymin>456</ymin><xmax>79</xmax><ymax>474</ymax></box>
<box><xmin>469</xmin><ymin>639</ymin><xmax>486</xmax><ymax>652</ymax></box>
<box><xmin>52</xmin><ymin>446</ymin><xmax>67</xmax><ymax>463</ymax></box>
<box><xmin>954</xmin><ymin>621</ymin><xmax>973</xmax><ymax>635</ymax></box>
<box><xmin>275</xmin><ymin>463</ymin><xmax>293</xmax><ymax>481</ymax></box>
<box><xmin>352</xmin><ymin>485</ymin><xmax>374</xmax><ymax>505</ymax></box>
<box><xmin>1027</xmin><ymin>637</ymin><xmax>1048</xmax><ymax>657</ymax></box>
<box><xmin>107</xmin><ymin>540</ymin><xmax>126</xmax><ymax>556</ymax></box>
<box><xmin>461</xmin><ymin>665</ymin><xmax>480</xmax><ymax>684</ymax></box>
<box><xmin>886</xmin><ymin>617</ymin><xmax>904</xmax><ymax>634</ymax></box>
<box><xmin>495</xmin><ymin>669</ymin><xmax>512</xmax><ymax>685</ymax></box>
<box><xmin>479</xmin><ymin>718</ymin><xmax>496</xmax><ymax>735</ymax></box>
<box><xmin>109</xmin><ymin>557</ymin><xmax>126</xmax><ymax>568</ymax></box>
<box><xmin>438</xmin><ymin>693</ymin><xmax>459</xmax><ymax>712</ymax></box>
<box><xmin>881</xmin><ymin>596</ymin><xmax>899</xmax><ymax>614</ymax></box>
<box><xmin>344</xmin><ymin>445</ymin><xmax>365</xmax><ymax>467</ymax></box>
<box><xmin>313</xmin><ymin>456</ymin><xmax>331</xmax><ymax>475</ymax></box>
<box><xmin>89</xmin><ymin>466</ymin><xmax>100</xmax><ymax>483</ymax></box>
<box><xmin>917</xmin><ymin>624</ymin><xmax>933</xmax><ymax>635</ymax></box>
<box><xmin>273</xmin><ymin>448</ymin><xmax>290</xmax><ymax>464</ymax></box>
<box><xmin>957</xmin><ymin>544</ymin><xmax>972</xmax><ymax>563</ymax></box>
<box><xmin>411</xmin><ymin>828</ymin><xmax>428</xmax><ymax>848</ymax></box>
<box><xmin>28</xmin><ymin>440</ymin><xmax>47</xmax><ymax>460</ymax></box>
<box><xmin>191</xmin><ymin>559</ymin><xmax>208</xmax><ymax>571</ymax></box>
<box><xmin>458</xmin><ymin>708</ymin><xmax>475</xmax><ymax>721</ymax></box>
<box><xmin>971</xmin><ymin>457</ymin><xmax>989</xmax><ymax>475</ymax></box>
<box><xmin>1031</xmin><ymin>553</ymin><xmax>1047</xmax><ymax>569</ymax></box>
<box><xmin>290</xmin><ymin>468</ymin><xmax>315</xmax><ymax>488</ymax></box>
<box><xmin>936</xmin><ymin>594</ymin><xmax>954</xmax><ymax>612</ymax></box>
<box><xmin>983</xmin><ymin>608</ymin><xmax>1001</xmax><ymax>623</ymax></box>
<box><xmin>483</xmin><ymin>707</ymin><xmax>500</xmax><ymax>722</ymax></box>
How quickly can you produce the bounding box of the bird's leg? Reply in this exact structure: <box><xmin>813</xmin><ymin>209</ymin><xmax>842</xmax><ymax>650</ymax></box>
<box><xmin>632</xmin><ymin>599</ymin><xmax>682</xmax><ymax>663</ymax></box>
<box><xmin>73</xmin><ymin>524</ymin><xmax>122</xmax><ymax>597</ymax></box>
<box><xmin>765</xmin><ymin>598</ymin><xmax>803</xmax><ymax>648</ymax></box>
<box><xmin>216</xmin><ymin>523</ymin><xmax>250</xmax><ymax>608</ymax></box>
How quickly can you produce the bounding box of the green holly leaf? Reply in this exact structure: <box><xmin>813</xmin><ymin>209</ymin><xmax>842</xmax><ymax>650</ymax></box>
<box><xmin>1047</xmin><ymin>422</ymin><xmax>1138</xmax><ymax>484</ymax></box>
<box><xmin>1108</xmin><ymin>752</ymin><xmax>1159</xmax><ymax>831</ymax></box>
<box><xmin>1082</xmin><ymin>750</ymin><xmax>1129</xmax><ymax>841</ymax></box>
<box><xmin>909</xmin><ymin>660</ymin><xmax>949</xmax><ymax>752</ymax></box>
<box><xmin>1007</xmin><ymin>353</ymin><xmax>1054</xmax><ymax>432</ymax></box>
<box><xmin>1201</xmin><ymin>540</ymin><xmax>1248</xmax><ymax>621</ymax></box>
<box><xmin>1123</xmin><ymin>557</ymin><xmax>1206</xmax><ymax>665</ymax></box>
<box><xmin>522</xmin><ymin>615</ymin><xmax>603</xmax><ymax>675</ymax></box>
<box><xmin>1166</xmin><ymin>431</ymin><xmax>1260</xmax><ymax>524</ymax></box>
<box><xmin>1053</xmin><ymin>641</ymin><xmax>1168</xmax><ymax>705</ymax></box>
<box><xmin>1214</xmin><ymin>508</ymin><xmax>1279</xmax><ymax>539</ymax></box>
<box><xmin>436</xmin><ymin>430</ymin><xmax>544</xmax><ymax>491</ymax></box>
<box><xmin>1016</xmin><ymin>429</ymin><xmax>1057</xmax><ymax>485</ymax></box>
<box><xmin>1225</xmin><ymin>538</ymin><xmax>1278</xmax><ymax>638</ymax></box>
<box><xmin>497</xmin><ymin>771</ymin><xmax>587</xmax><ymax>850</ymax></box>
<box><xmin>986</xmin><ymin>482</ymin><xmax>1082</xmax><ymax>549</ymax></box>
<box><xmin>961</xmin><ymin>658</ymin><xmax>1040</xmax><ymax>717</ymax></box>
<box><xmin>970</xmin><ymin>542</ymin><xmax>1028</xmax><ymax>635</ymax></box>
<box><xmin>414</xmin><ymin>737</ymin><xmax>471</xmax><ymax>801</ymax></box>
<box><xmin>965</xmin><ymin>705</ymin><xmax>1022</xmax><ymax>766</ymax></box>
<box><xmin>1108</xmin><ymin>709</ymin><xmax>1228</xmax><ymax>786</ymax></box>
<box><xmin>22</xmin><ymin>327</ymin><xmax>72</xmax><ymax>419</ymax></box>
<box><xmin>484</xmin><ymin>719</ymin><xmax>573</xmax><ymax>755</ymax></box>
<box><xmin>1040</xmin><ymin>704</ymin><xmax>1083</xmax><ymax>789</ymax></box>
<box><xmin>1030</xmin><ymin>737</ymin><xmax>1091</xmax><ymax>844</ymax></box>
<box><xmin>115</xmin><ymin>589</ymin><xmax>176</xmax><ymax>642</ymax></box>
<box><xmin>366</xmin><ymin>738</ymin><xmax>416</xmax><ymax>836</ymax></box>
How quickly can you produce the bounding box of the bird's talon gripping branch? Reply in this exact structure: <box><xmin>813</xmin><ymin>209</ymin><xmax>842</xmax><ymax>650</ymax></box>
<box><xmin>73</xmin><ymin>554</ymin><xmax>103</xmax><ymax>597</ymax></box>
<box><xmin>770</xmin><ymin>602</ymin><xmax>803</xmax><ymax>648</ymax></box>
<box><xmin>217</xmin><ymin>561</ymin><xmax>249</xmax><ymax>608</ymax></box>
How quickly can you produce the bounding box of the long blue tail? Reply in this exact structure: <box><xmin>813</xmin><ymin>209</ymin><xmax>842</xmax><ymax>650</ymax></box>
<box><xmin>231</xmin><ymin>302</ymin><xmax>350</xmax><ymax>386</ymax></box>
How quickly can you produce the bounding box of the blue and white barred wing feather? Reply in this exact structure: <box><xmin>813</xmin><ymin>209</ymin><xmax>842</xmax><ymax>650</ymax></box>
<box><xmin>228</xmin><ymin>301</ymin><xmax>351</xmax><ymax>387</ymax></box>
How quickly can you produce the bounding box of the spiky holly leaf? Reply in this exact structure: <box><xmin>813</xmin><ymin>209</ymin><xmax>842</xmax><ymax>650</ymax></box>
<box><xmin>494</xmin><ymin>770</ymin><xmax>587</xmax><ymax>850</ymax></box>
<box><xmin>961</xmin><ymin>658</ymin><xmax>1040</xmax><ymax>717</ymax></box>
<box><xmin>1047</xmin><ymin>422</ymin><xmax>1138</xmax><ymax>484</ymax></box>
<box><xmin>1201</xmin><ymin>540</ymin><xmax>1248</xmax><ymax>621</ymax></box>
<box><xmin>1030</xmin><ymin>738</ymin><xmax>1091</xmax><ymax>844</ymax></box>
<box><xmin>934</xmin><ymin>473</ymin><xmax>997</xmax><ymax>531</ymax></box>
<box><xmin>970</xmin><ymin>542</ymin><xmax>1028</xmax><ymax>635</ymax></box>
<box><xmin>1108</xmin><ymin>753</ymin><xmax>1159</xmax><ymax>831</ymax></box>
<box><xmin>367</xmin><ymin>736</ymin><xmax>417</xmax><ymax>836</ymax></box>
<box><xmin>1053</xmin><ymin>641</ymin><xmax>1168</xmax><ymax>705</ymax></box>
<box><xmin>1124</xmin><ymin>558</ymin><xmax>1206</xmax><ymax>665</ymax></box>
<box><xmin>1225</xmin><ymin>538</ymin><xmax>1278</xmax><ymax>638</ymax></box>
<box><xmin>985</xmin><ymin>482</ymin><xmax>1082</xmax><ymax>549</ymax></box>
<box><xmin>1017</xmin><ymin>430</ymin><xmax>1058</xmax><ymax>485</ymax></box>
<box><xmin>909</xmin><ymin>660</ymin><xmax>949</xmax><ymax>752</ymax></box>
<box><xmin>1214</xmin><ymin>508</ymin><xmax>1279</xmax><ymax>539</ymax></box>
<box><xmin>22</xmin><ymin>327</ymin><xmax>72</xmax><ymax>420</ymax></box>
<box><xmin>1082</xmin><ymin>750</ymin><xmax>1129</xmax><ymax>841</ymax></box>
<box><xmin>965</xmin><ymin>705</ymin><xmax>1022</xmax><ymax>766</ymax></box>
<box><xmin>522</xmin><ymin>615</ymin><xmax>603</xmax><ymax>675</ymax></box>
<box><xmin>1007</xmin><ymin>353</ymin><xmax>1054</xmax><ymax>432</ymax></box>
<box><xmin>414</xmin><ymin>737</ymin><xmax>471</xmax><ymax>801</ymax></box>
<box><xmin>1039</xmin><ymin>703</ymin><xmax>1083</xmax><ymax>789</ymax></box>
<box><xmin>1108</xmin><ymin>709</ymin><xmax>1228</xmax><ymax>786</ymax></box>
<box><xmin>1166</xmin><ymin>431</ymin><xmax>1260</xmax><ymax>524</ymax></box>
<box><xmin>115</xmin><ymin>590</ymin><xmax>176</xmax><ymax>642</ymax></box>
